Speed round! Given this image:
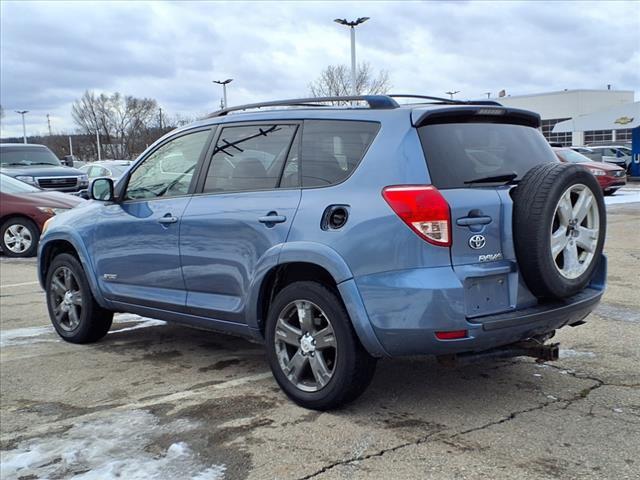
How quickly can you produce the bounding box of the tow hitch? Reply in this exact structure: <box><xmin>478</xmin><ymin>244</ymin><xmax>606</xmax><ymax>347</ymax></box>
<box><xmin>437</xmin><ymin>339</ymin><xmax>560</xmax><ymax>366</ymax></box>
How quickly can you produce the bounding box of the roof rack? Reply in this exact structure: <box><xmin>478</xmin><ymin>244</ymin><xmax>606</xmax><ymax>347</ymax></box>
<box><xmin>207</xmin><ymin>95</ymin><xmax>400</xmax><ymax>118</ymax></box>
<box><xmin>389</xmin><ymin>94</ymin><xmax>502</xmax><ymax>106</ymax></box>
<box><xmin>206</xmin><ymin>94</ymin><xmax>502</xmax><ymax>118</ymax></box>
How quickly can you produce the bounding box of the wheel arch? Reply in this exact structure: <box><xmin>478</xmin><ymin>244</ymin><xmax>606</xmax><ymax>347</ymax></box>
<box><xmin>1</xmin><ymin>213</ymin><xmax>38</xmax><ymax>229</ymax></box>
<box><xmin>248</xmin><ymin>242</ymin><xmax>388</xmax><ymax>358</ymax></box>
<box><xmin>38</xmin><ymin>232</ymin><xmax>108</xmax><ymax>307</ymax></box>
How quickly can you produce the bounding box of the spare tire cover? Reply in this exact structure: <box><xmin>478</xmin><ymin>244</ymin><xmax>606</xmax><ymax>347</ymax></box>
<box><xmin>512</xmin><ymin>162</ymin><xmax>606</xmax><ymax>299</ymax></box>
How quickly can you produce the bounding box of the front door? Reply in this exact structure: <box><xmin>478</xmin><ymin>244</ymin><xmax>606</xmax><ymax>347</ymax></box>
<box><xmin>180</xmin><ymin>122</ymin><xmax>301</xmax><ymax>322</ymax></box>
<box><xmin>90</xmin><ymin>129</ymin><xmax>212</xmax><ymax>311</ymax></box>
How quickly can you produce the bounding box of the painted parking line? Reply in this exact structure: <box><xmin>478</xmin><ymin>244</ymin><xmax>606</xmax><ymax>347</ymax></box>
<box><xmin>0</xmin><ymin>281</ymin><xmax>41</xmax><ymax>289</ymax></box>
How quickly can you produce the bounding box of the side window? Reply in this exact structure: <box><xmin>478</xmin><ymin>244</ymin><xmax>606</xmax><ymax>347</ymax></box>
<box><xmin>301</xmin><ymin>120</ymin><xmax>380</xmax><ymax>187</ymax></box>
<box><xmin>203</xmin><ymin>124</ymin><xmax>297</xmax><ymax>193</ymax></box>
<box><xmin>126</xmin><ymin>130</ymin><xmax>210</xmax><ymax>200</ymax></box>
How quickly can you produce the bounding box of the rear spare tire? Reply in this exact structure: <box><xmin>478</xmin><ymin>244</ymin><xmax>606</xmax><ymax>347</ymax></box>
<box><xmin>513</xmin><ymin>163</ymin><xmax>606</xmax><ymax>299</ymax></box>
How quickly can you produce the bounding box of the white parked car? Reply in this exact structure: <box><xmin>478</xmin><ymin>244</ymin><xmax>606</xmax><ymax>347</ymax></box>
<box><xmin>587</xmin><ymin>145</ymin><xmax>631</xmax><ymax>170</ymax></box>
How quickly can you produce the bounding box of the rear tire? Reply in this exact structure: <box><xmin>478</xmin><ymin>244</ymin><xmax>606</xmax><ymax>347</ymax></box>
<box><xmin>45</xmin><ymin>253</ymin><xmax>113</xmax><ymax>343</ymax></box>
<box><xmin>1</xmin><ymin>217</ymin><xmax>39</xmax><ymax>257</ymax></box>
<box><xmin>265</xmin><ymin>281</ymin><xmax>377</xmax><ymax>410</ymax></box>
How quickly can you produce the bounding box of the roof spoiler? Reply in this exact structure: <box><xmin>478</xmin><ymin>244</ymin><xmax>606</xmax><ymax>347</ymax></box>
<box><xmin>413</xmin><ymin>106</ymin><xmax>541</xmax><ymax>128</ymax></box>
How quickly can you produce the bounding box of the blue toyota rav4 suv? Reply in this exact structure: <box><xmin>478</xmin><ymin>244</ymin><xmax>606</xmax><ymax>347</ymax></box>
<box><xmin>38</xmin><ymin>95</ymin><xmax>606</xmax><ymax>410</ymax></box>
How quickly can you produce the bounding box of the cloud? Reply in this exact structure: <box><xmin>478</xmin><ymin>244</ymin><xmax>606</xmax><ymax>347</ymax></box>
<box><xmin>0</xmin><ymin>0</ymin><xmax>638</xmax><ymax>137</ymax></box>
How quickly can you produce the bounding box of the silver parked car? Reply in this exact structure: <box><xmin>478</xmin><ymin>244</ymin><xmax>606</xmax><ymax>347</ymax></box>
<box><xmin>78</xmin><ymin>160</ymin><xmax>132</xmax><ymax>182</ymax></box>
<box><xmin>587</xmin><ymin>145</ymin><xmax>631</xmax><ymax>170</ymax></box>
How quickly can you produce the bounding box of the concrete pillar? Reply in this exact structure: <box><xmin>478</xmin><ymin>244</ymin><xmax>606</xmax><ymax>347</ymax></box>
<box><xmin>572</xmin><ymin>131</ymin><xmax>584</xmax><ymax>147</ymax></box>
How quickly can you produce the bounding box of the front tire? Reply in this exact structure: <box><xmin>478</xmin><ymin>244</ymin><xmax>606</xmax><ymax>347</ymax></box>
<box><xmin>1</xmin><ymin>217</ymin><xmax>39</xmax><ymax>257</ymax></box>
<box><xmin>45</xmin><ymin>253</ymin><xmax>113</xmax><ymax>343</ymax></box>
<box><xmin>265</xmin><ymin>281</ymin><xmax>377</xmax><ymax>410</ymax></box>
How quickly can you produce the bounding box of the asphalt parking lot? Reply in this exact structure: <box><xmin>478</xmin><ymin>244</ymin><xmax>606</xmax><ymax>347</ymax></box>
<box><xmin>1</xmin><ymin>193</ymin><xmax>639</xmax><ymax>480</ymax></box>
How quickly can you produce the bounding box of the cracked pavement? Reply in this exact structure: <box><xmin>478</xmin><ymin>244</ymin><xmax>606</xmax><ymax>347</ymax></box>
<box><xmin>1</xmin><ymin>203</ymin><xmax>639</xmax><ymax>479</ymax></box>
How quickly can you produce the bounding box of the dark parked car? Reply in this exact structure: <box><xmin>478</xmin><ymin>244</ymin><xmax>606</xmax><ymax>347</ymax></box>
<box><xmin>0</xmin><ymin>143</ymin><xmax>89</xmax><ymax>193</ymax></box>
<box><xmin>38</xmin><ymin>95</ymin><xmax>607</xmax><ymax>409</ymax></box>
<box><xmin>554</xmin><ymin>147</ymin><xmax>626</xmax><ymax>195</ymax></box>
<box><xmin>0</xmin><ymin>174</ymin><xmax>84</xmax><ymax>257</ymax></box>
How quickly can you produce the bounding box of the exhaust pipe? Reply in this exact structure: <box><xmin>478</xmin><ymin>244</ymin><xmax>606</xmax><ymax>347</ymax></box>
<box><xmin>437</xmin><ymin>340</ymin><xmax>560</xmax><ymax>366</ymax></box>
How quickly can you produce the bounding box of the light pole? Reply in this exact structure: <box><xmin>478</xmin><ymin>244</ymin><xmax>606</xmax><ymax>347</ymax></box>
<box><xmin>213</xmin><ymin>79</ymin><xmax>233</xmax><ymax>109</ymax></box>
<box><xmin>16</xmin><ymin>110</ymin><xmax>28</xmax><ymax>143</ymax></box>
<box><xmin>334</xmin><ymin>17</ymin><xmax>370</xmax><ymax>97</ymax></box>
<box><xmin>445</xmin><ymin>90</ymin><xmax>460</xmax><ymax>100</ymax></box>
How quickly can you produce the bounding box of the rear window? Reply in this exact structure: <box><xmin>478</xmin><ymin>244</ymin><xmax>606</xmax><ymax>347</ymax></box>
<box><xmin>301</xmin><ymin>120</ymin><xmax>379</xmax><ymax>187</ymax></box>
<box><xmin>418</xmin><ymin>123</ymin><xmax>557</xmax><ymax>189</ymax></box>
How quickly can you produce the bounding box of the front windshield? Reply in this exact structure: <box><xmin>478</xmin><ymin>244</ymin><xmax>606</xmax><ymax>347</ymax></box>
<box><xmin>619</xmin><ymin>147</ymin><xmax>631</xmax><ymax>155</ymax></box>
<box><xmin>0</xmin><ymin>147</ymin><xmax>61</xmax><ymax>167</ymax></box>
<box><xmin>0</xmin><ymin>174</ymin><xmax>41</xmax><ymax>193</ymax></box>
<box><xmin>556</xmin><ymin>149</ymin><xmax>593</xmax><ymax>164</ymax></box>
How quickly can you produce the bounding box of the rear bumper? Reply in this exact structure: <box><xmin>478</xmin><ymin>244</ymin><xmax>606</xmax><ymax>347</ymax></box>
<box><xmin>352</xmin><ymin>256</ymin><xmax>606</xmax><ymax>357</ymax></box>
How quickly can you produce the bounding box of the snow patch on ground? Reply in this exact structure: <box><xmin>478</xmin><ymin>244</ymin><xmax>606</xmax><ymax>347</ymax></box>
<box><xmin>559</xmin><ymin>349</ymin><xmax>596</xmax><ymax>358</ymax></box>
<box><xmin>0</xmin><ymin>326</ymin><xmax>56</xmax><ymax>348</ymax></box>
<box><xmin>0</xmin><ymin>410</ymin><xmax>226</xmax><ymax>480</ymax></box>
<box><xmin>111</xmin><ymin>315</ymin><xmax>166</xmax><ymax>333</ymax></box>
<box><xmin>604</xmin><ymin>186</ymin><xmax>640</xmax><ymax>205</ymax></box>
<box><xmin>0</xmin><ymin>315</ymin><xmax>165</xmax><ymax>348</ymax></box>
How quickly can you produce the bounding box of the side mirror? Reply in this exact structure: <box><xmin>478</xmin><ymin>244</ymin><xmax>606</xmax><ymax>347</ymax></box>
<box><xmin>62</xmin><ymin>155</ymin><xmax>75</xmax><ymax>167</ymax></box>
<box><xmin>90</xmin><ymin>178</ymin><xmax>115</xmax><ymax>201</ymax></box>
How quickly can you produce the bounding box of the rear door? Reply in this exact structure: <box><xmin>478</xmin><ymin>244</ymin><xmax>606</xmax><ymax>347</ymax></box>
<box><xmin>180</xmin><ymin>122</ymin><xmax>301</xmax><ymax>323</ymax></box>
<box><xmin>417</xmin><ymin>119</ymin><xmax>559</xmax><ymax>315</ymax></box>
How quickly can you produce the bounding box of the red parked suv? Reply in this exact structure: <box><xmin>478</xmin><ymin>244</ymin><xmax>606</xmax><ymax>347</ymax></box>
<box><xmin>0</xmin><ymin>174</ymin><xmax>84</xmax><ymax>257</ymax></box>
<box><xmin>553</xmin><ymin>147</ymin><xmax>626</xmax><ymax>196</ymax></box>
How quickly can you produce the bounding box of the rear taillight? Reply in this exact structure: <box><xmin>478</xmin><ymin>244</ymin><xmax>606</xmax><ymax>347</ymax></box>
<box><xmin>382</xmin><ymin>185</ymin><xmax>451</xmax><ymax>247</ymax></box>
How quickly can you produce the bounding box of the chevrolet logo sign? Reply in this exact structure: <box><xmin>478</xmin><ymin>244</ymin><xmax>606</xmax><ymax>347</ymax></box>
<box><xmin>614</xmin><ymin>116</ymin><xmax>633</xmax><ymax>125</ymax></box>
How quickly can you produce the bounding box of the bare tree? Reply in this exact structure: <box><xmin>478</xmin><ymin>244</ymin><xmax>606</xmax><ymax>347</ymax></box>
<box><xmin>309</xmin><ymin>63</ymin><xmax>391</xmax><ymax>101</ymax></box>
<box><xmin>71</xmin><ymin>91</ymin><xmax>159</xmax><ymax>159</ymax></box>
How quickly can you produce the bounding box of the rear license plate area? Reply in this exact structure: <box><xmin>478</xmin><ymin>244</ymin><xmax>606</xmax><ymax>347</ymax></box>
<box><xmin>464</xmin><ymin>274</ymin><xmax>510</xmax><ymax>317</ymax></box>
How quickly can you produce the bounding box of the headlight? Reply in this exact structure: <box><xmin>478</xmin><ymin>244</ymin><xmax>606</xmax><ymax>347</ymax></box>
<box><xmin>590</xmin><ymin>169</ymin><xmax>606</xmax><ymax>176</ymax></box>
<box><xmin>79</xmin><ymin>174</ymin><xmax>89</xmax><ymax>184</ymax></box>
<box><xmin>15</xmin><ymin>175</ymin><xmax>37</xmax><ymax>185</ymax></box>
<box><xmin>37</xmin><ymin>207</ymin><xmax>69</xmax><ymax>216</ymax></box>
<box><xmin>42</xmin><ymin>217</ymin><xmax>53</xmax><ymax>234</ymax></box>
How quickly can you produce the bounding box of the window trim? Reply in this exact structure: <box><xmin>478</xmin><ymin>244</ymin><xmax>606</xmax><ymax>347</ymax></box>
<box><xmin>118</xmin><ymin>126</ymin><xmax>216</xmax><ymax>204</ymax></box>
<box><xmin>193</xmin><ymin>120</ymin><xmax>303</xmax><ymax>196</ymax></box>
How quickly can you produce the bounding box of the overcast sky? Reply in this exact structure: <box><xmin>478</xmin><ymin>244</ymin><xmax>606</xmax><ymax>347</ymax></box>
<box><xmin>1</xmin><ymin>0</ymin><xmax>638</xmax><ymax>138</ymax></box>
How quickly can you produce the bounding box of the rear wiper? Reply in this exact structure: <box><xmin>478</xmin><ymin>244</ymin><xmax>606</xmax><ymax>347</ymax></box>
<box><xmin>464</xmin><ymin>172</ymin><xmax>518</xmax><ymax>185</ymax></box>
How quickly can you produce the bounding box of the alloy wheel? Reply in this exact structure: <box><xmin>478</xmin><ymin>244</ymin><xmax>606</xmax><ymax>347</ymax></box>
<box><xmin>3</xmin><ymin>224</ymin><xmax>33</xmax><ymax>254</ymax></box>
<box><xmin>48</xmin><ymin>266</ymin><xmax>83</xmax><ymax>331</ymax></box>
<box><xmin>550</xmin><ymin>184</ymin><xmax>599</xmax><ymax>280</ymax></box>
<box><xmin>274</xmin><ymin>300</ymin><xmax>337</xmax><ymax>392</ymax></box>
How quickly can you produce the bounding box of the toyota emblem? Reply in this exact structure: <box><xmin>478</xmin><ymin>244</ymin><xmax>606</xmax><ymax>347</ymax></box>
<box><xmin>469</xmin><ymin>234</ymin><xmax>486</xmax><ymax>249</ymax></box>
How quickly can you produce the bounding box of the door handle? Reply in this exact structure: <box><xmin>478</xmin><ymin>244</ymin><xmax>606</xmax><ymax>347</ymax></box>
<box><xmin>158</xmin><ymin>214</ymin><xmax>178</xmax><ymax>224</ymax></box>
<box><xmin>456</xmin><ymin>215</ymin><xmax>492</xmax><ymax>226</ymax></box>
<box><xmin>258</xmin><ymin>212</ymin><xmax>287</xmax><ymax>226</ymax></box>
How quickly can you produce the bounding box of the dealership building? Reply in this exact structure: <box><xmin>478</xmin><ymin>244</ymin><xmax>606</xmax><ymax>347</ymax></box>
<box><xmin>494</xmin><ymin>89</ymin><xmax>636</xmax><ymax>147</ymax></box>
